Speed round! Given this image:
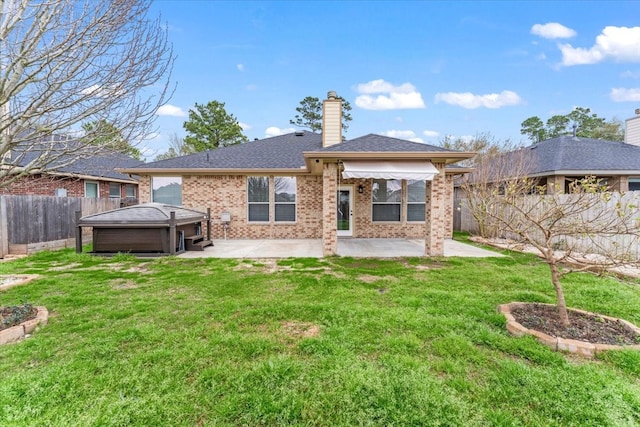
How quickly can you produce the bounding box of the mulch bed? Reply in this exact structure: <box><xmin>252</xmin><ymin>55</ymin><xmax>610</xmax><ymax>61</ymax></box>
<box><xmin>0</xmin><ymin>305</ymin><xmax>38</xmax><ymax>332</ymax></box>
<box><xmin>511</xmin><ymin>303</ymin><xmax>640</xmax><ymax>346</ymax></box>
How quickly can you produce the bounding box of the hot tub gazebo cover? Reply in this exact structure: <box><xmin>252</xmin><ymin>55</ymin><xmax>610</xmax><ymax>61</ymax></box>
<box><xmin>78</xmin><ymin>203</ymin><xmax>208</xmax><ymax>227</ymax></box>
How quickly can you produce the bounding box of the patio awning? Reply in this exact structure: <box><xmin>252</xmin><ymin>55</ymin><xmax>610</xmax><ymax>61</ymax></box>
<box><xmin>341</xmin><ymin>161</ymin><xmax>440</xmax><ymax>181</ymax></box>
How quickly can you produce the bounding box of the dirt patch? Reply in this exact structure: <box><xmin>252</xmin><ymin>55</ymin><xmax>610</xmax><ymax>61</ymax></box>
<box><xmin>510</xmin><ymin>303</ymin><xmax>640</xmax><ymax>346</ymax></box>
<box><xmin>358</xmin><ymin>274</ymin><xmax>397</xmax><ymax>284</ymax></box>
<box><xmin>110</xmin><ymin>279</ymin><xmax>139</xmax><ymax>290</ymax></box>
<box><xmin>281</xmin><ymin>321</ymin><xmax>321</xmax><ymax>338</ymax></box>
<box><xmin>0</xmin><ymin>274</ymin><xmax>40</xmax><ymax>291</ymax></box>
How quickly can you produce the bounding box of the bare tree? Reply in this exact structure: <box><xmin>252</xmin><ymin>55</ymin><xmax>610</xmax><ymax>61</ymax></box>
<box><xmin>461</xmin><ymin>151</ymin><xmax>640</xmax><ymax>326</ymax></box>
<box><xmin>154</xmin><ymin>133</ymin><xmax>192</xmax><ymax>161</ymax></box>
<box><xmin>0</xmin><ymin>0</ymin><xmax>174</xmax><ymax>187</ymax></box>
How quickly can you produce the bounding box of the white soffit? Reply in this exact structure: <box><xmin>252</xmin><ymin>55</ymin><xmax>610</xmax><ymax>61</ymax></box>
<box><xmin>341</xmin><ymin>161</ymin><xmax>439</xmax><ymax>181</ymax></box>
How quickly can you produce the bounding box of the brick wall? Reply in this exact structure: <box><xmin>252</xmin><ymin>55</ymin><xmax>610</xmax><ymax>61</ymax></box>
<box><xmin>344</xmin><ymin>178</ymin><xmax>426</xmax><ymax>239</ymax></box>
<box><xmin>176</xmin><ymin>174</ymin><xmax>324</xmax><ymax>240</ymax></box>
<box><xmin>137</xmin><ymin>167</ymin><xmax>452</xmax><ymax>254</ymax></box>
<box><xmin>0</xmin><ymin>174</ymin><xmax>136</xmax><ymax>200</ymax></box>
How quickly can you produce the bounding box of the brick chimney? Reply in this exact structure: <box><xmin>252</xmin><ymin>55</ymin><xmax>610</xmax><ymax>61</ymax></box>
<box><xmin>625</xmin><ymin>108</ymin><xmax>640</xmax><ymax>147</ymax></box>
<box><xmin>322</xmin><ymin>91</ymin><xmax>342</xmax><ymax>147</ymax></box>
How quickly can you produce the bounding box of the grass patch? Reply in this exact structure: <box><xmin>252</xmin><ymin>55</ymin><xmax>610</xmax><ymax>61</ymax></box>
<box><xmin>0</xmin><ymin>246</ymin><xmax>639</xmax><ymax>426</ymax></box>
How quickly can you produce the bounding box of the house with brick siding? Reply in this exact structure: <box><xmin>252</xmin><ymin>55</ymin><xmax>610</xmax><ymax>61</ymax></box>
<box><xmin>1</xmin><ymin>137</ymin><xmax>142</xmax><ymax>201</ymax></box>
<box><xmin>119</xmin><ymin>92</ymin><xmax>475</xmax><ymax>256</ymax></box>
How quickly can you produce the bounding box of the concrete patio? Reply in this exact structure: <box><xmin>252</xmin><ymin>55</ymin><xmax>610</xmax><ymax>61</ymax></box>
<box><xmin>178</xmin><ymin>238</ymin><xmax>504</xmax><ymax>259</ymax></box>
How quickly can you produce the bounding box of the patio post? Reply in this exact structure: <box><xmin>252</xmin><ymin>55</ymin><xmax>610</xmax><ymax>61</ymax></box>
<box><xmin>169</xmin><ymin>211</ymin><xmax>176</xmax><ymax>255</ymax></box>
<box><xmin>425</xmin><ymin>163</ymin><xmax>446</xmax><ymax>256</ymax></box>
<box><xmin>322</xmin><ymin>162</ymin><xmax>338</xmax><ymax>256</ymax></box>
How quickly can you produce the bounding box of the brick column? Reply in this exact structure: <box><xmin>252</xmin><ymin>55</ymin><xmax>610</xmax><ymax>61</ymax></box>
<box><xmin>444</xmin><ymin>175</ymin><xmax>454</xmax><ymax>238</ymax></box>
<box><xmin>425</xmin><ymin>163</ymin><xmax>446</xmax><ymax>256</ymax></box>
<box><xmin>322</xmin><ymin>163</ymin><xmax>338</xmax><ymax>256</ymax></box>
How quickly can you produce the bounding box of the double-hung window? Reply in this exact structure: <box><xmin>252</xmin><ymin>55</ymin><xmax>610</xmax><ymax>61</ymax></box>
<box><xmin>248</xmin><ymin>176</ymin><xmax>270</xmax><ymax>222</ymax></box>
<box><xmin>407</xmin><ymin>180</ymin><xmax>426</xmax><ymax>221</ymax></box>
<box><xmin>109</xmin><ymin>183</ymin><xmax>121</xmax><ymax>198</ymax></box>
<box><xmin>372</xmin><ymin>179</ymin><xmax>401</xmax><ymax>221</ymax></box>
<box><xmin>274</xmin><ymin>177</ymin><xmax>296</xmax><ymax>222</ymax></box>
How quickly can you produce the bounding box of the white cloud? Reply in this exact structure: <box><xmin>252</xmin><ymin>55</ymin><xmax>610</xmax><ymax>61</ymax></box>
<box><xmin>559</xmin><ymin>26</ymin><xmax>640</xmax><ymax>66</ymax></box>
<box><xmin>245</xmin><ymin>84</ymin><xmax>258</xmax><ymax>91</ymax></box>
<box><xmin>434</xmin><ymin>90</ymin><xmax>523</xmax><ymax>109</ymax></box>
<box><xmin>531</xmin><ymin>23</ymin><xmax>576</xmax><ymax>39</ymax></box>
<box><xmin>610</xmin><ymin>87</ymin><xmax>640</xmax><ymax>102</ymax></box>
<box><xmin>157</xmin><ymin>104</ymin><xmax>187</xmax><ymax>117</ymax></box>
<box><xmin>239</xmin><ymin>122</ymin><xmax>251</xmax><ymax>130</ymax></box>
<box><xmin>237</xmin><ymin>63</ymin><xmax>245</xmax><ymax>72</ymax></box>
<box><xmin>265</xmin><ymin>126</ymin><xmax>295</xmax><ymax>138</ymax></box>
<box><xmin>422</xmin><ymin>130</ymin><xmax>440</xmax><ymax>138</ymax></box>
<box><xmin>355</xmin><ymin>79</ymin><xmax>425</xmax><ymax>110</ymax></box>
<box><xmin>382</xmin><ymin>130</ymin><xmax>424</xmax><ymax>143</ymax></box>
<box><xmin>621</xmin><ymin>70</ymin><xmax>640</xmax><ymax>79</ymax></box>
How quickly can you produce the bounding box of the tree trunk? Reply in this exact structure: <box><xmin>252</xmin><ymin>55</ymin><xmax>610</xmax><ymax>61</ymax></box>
<box><xmin>549</xmin><ymin>261</ymin><xmax>570</xmax><ymax>327</ymax></box>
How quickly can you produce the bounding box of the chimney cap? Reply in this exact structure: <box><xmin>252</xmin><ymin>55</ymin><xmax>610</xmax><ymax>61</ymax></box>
<box><xmin>635</xmin><ymin>108</ymin><xmax>640</xmax><ymax>116</ymax></box>
<box><xmin>327</xmin><ymin>90</ymin><xmax>338</xmax><ymax>99</ymax></box>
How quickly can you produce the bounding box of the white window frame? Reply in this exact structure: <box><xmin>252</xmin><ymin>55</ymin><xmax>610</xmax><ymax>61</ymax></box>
<box><xmin>372</xmin><ymin>179</ymin><xmax>402</xmax><ymax>222</ymax></box>
<box><xmin>406</xmin><ymin>180</ymin><xmax>426</xmax><ymax>222</ymax></box>
<box><xmin>85</xmin><ymin>181</ymin><xmax>99</xmax><ymax>198</ymax></box>
<box><xmin>274</xmin><ymin>176</ymin><xmax>296</xmax><ymax>222</ymax></box>
<box><xmin>125</xmin><ymin>184</ymin><xmax>137</xmax><ymax>198</ymax></box>
<box><xmin>151</xmin><ymin>176</ymin><xmax>182</xmax><ymax>206</ymax></box>
<box><xmin>109</xmin><ymin>183</ymin><xmax>121</xmax><ymax>198</ymax></box>
<box><xmin>247</xmin><ymin>176</ymin><xmax>270</xmax><ymax>223</ymax></box>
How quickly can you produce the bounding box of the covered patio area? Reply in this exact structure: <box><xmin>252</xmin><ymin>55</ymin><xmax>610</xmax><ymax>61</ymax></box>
<box><xmin>177</xmin><ymin>238</ymin><xmax>504</xmax><ymax>259</ymax></box>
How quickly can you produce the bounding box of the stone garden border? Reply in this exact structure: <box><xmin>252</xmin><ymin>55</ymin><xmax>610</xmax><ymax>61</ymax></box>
<box><xmin>0</xmin><ymin>306</ymin><xmax>48</xmax><ymax>345</ymax></box>
<box><xmin>498</xmin><ymin>302</ymin><xmax>640</xmax><ymax>358</ymax></box>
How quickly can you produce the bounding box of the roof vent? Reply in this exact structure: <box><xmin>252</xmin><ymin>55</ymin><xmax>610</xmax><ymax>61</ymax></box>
<box><xmin>295</xmin><ymin>131</ymin><xmax>304</xmax><ymax>136</ymax></box>
<box><xmin>636</xmin><ymin>108</ymin><xmax>640</xmax><ymax>116</ymax></box>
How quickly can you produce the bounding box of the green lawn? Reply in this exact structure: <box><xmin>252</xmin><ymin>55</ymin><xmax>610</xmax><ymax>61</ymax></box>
<box><xmin>1</xmin><ymin>241</ymin><xmax>639</xmax><ymax>426</ymax></box>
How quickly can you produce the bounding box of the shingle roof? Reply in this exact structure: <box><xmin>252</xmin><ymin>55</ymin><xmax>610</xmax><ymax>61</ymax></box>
<box><xmin>134</xmin><ymin>131</ymin><xmax>461</xmax><ymax>171</ymax></box>
<box><xmin>318</xmin><ymin>134</ymin><xmax>453</xmax><ymax>152</ymax></box>
<box><xmin>9</xmin><ymin>137</ymin><xmax>142</xmax><ymax>181</ymax></box>
<box><xmin>524</xmin><ymin>136</ymin><xmax>640</xmax><ymax>174</ymax></box>
<box><xmin>136</xmin><ymin>131</ymin><xmax>323</xmax><ymax>170</ymax></box>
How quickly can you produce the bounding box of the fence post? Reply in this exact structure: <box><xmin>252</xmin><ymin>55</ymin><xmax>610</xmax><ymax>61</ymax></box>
<box><xmin>0</xmin><ymin>196</ymin><xmax>7</xmax><ymax>258</ymax></box>
<box><xmin>75</xmin><ymin>210</ymin><xmax>82</xmax><ymax>253</ymax></box>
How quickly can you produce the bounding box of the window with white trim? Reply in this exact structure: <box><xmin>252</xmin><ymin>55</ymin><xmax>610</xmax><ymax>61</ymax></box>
<box><xmin>85</xmin><ymin>181</ymin><xmax>98</xmax><ymax>198</ymax></box>
<box><xmin>125</xmin><ymin>184</ymin><xmax>136</xmax><ymax>198</ymax></box>
<box><xmin>248</xmin><ymin>176</ymin><xmax>269</xmax><ymax>222</ymax></box>
<box><xmin>109</xmin><ymin>183</ymin><xmax>121</xmax><ymax>198</ymax></box>
<box><xmin>407</xmin><ymin>180</ymin><xmax>426</xmax><ymax>221</ymax></box>
<box><xmin>629</xmin><ymin>177</ymin><xmax>640</xmax><ymax>192</ymax></box>
<box><xmin>152</xmin><ymin>177</ymin><xmax>182</xmax><ymax>206</ymax></box>
<box><xmin>274</xmin><ymin>177</ymin><xmax>296</xmax><ymax>222</ymax></box>
<box><xmin>372</xmin><ymin>179</ymin><xmax>401</xmax><ymax>222</ymax></box>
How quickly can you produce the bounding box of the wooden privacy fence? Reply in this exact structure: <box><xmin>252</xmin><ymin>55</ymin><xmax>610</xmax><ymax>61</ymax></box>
<box><xmin>0</xmin><ymin>195</ymin><xmax>121</xmax><ymax>257</ymax></box>
<box><xmin>455</xmin><ymin>191</ymin><xmax>640</xmax><ymax>260</ymax></box>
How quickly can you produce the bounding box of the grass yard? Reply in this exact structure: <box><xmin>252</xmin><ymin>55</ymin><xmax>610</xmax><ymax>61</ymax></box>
<box><xmin>1</xmin><ymin>240</ymin><xmax>640</xmax><ymax>426</ymax></box>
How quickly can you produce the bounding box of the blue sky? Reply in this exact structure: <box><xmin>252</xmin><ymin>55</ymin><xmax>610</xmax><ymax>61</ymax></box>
<box><xmin>144</xmin><ymin>0</ymin><xmax>640</xmax><ymax>160</ymax></box>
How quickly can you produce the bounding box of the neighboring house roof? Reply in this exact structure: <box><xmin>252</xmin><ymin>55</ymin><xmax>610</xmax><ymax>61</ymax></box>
<box><xmin>523</xmin><ymin>136</ymin><xmax>640</xmax><ymax>176</ymax></box>
<box><xmin>121</xmin><ymin>131</ymin><xmax>473</xmax><ymax>174</ymax></box>
<box><xmin>7</xmin><ymin>139</ymin><xmax>143</xmax><ymax>182</ymax></box>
